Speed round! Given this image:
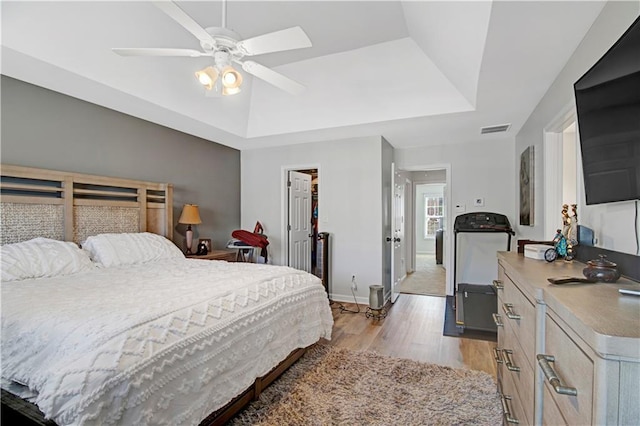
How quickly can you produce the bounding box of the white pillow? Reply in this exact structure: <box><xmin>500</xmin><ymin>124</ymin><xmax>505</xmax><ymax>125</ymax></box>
<box><xmin>1</xmin><ymin>238</ymin><xmax>95</xmax><ymax>282</ymax></box>
<box><xmin>82</xmin><ymin>232</ymin><xmax>184</xmax><ymax>267</ymax></box>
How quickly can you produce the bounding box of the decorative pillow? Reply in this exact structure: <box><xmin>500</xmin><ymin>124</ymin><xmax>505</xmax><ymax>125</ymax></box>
<box><xmin>82</xmin><ymin>232</ymin><xmax>184</xmax><ymax>267</ymax></box>
<box><xmin>1</xmin><ymin>238</ymin><xmax>95</xmax><ymax>282</ymax></box>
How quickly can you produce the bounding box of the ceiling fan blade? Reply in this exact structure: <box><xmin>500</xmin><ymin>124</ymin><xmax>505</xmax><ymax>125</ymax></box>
<box><xmin>237</xmin><ymin>26</ymin><xmax>312</xmax><ymax>56</ymax></box>
<box><xmin>152</xmin><ymin>1</ymin><xmax>216</xmax><ymax>49</ymax></box>
<box><xmin>112</xmin><ymin>48</ymin><xmax>206</xmax><ymax>57</ymax></box>
<box><xmin>240</xmin><ymin>60</ymin><xmax>305</xmax><ymax>95</ymax></box>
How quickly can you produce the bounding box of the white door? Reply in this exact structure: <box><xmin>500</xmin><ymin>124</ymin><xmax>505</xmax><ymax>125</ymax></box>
<box><xmin>393</xmin><ymin>175</ymin><xmax>405</xmax><ymax>301</ymax></box>
<box><xmin>389</xmin><ymin>164</ymin><xmax>404</xmax><ymax>303</ymax></box>
<box><xmin>288</xmin><ymin>171</ymin><xmax>312</xmax><ymax>272</ymax></box>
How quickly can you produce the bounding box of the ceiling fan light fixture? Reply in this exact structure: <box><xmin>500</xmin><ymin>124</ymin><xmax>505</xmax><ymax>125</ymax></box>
<box><xmin>222</xmin><ymin>86</ymin><xmax>241</xmax><ymax>96</ymax></box>
<box><xmin>220</xmin><ymin>66</ymin><xmax>243</xmax><ymax>89</ymax></box>
<box><xmin>195</xmin><ymin>66</ymin><xmax>219</xmax><ymax>90</ymax></box>
<box><xmin>119</xmin><ymin>2</ymin><xmax>311</xmax><ymax>97</ymax></box>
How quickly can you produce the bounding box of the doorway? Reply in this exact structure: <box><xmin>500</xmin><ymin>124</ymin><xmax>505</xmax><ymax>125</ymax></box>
<box><xmin>284</xmin><ymin>168</ymin><xmax>318</xmax><ymax>274</ymax></box>
<box><xmin>396</xmin><ymin>168</ymin><xmax>449</xmax><ymax>297</ymax></box>
<box><xmin>544</xmin><ymin>109</ymin><xmax>579</xmax><ymax>238</ymax></box>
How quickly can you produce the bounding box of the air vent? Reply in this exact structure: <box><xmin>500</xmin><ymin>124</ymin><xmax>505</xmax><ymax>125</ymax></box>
<box><xmin>481</xmin><ymin>124</ymin><xmax>511</xmax><ymax>134</ymax></box>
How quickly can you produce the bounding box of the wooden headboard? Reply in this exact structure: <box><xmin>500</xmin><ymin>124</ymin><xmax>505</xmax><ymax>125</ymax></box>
<box><xmin>0</xmin><ymin>164</ymin><xmax>173</xmax><ymax>245</ymax></box>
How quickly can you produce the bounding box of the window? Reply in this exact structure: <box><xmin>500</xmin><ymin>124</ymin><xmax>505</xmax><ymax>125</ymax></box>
<box><xmin>424</xmin><ymin>195</ymin><xmax>444</xmax><ymax>238</ymax></box>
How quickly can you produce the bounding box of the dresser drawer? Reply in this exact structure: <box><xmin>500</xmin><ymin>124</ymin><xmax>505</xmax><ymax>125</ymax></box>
<box><xmin>500</xmin><ymin>367</ymin><xmax>529</xmax><ymax>425</ymax></box>
<box><xmin>502</xmin><ymin>317</ymin><xmax>535</xmax><ymax>425</ymax></box>
<box><xmin>541</xmin><ymin>314</ymin><xmax>593</xmax><ymax>425</ymax></box>
<box><xmin>542</xmin><ymin>383</ymin><xmax>567</xmax><ymax>426</ymax></box>
<box><xmin>501</xmin><ymin>273</ymin><xmax>536</xmax><ymax>369</ymax></box>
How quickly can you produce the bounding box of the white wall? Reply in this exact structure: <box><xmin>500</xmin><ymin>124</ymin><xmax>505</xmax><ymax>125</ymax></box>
<box><xmin>410</xmin><ymin>169</ymin><xmax>447</xmax><ymax>183</ymax></box>
<box><xmin>241</xmin><ymin>136</ymin><xmax>386</xmax><ymax>303</ymax></box>
<box><xmin>395</xmin><ymin>137</ymin><xmax>516</xmax><ymax>294</ymax></box>
<box><xmin>562</xmin><ymin>127</ymin><xmax>577</xmax><ymax>205</ymax></box>
<box><xmin>515</xmin><ymin>1</ymin><xmax>640</xmax><ymax>254</ymax></box>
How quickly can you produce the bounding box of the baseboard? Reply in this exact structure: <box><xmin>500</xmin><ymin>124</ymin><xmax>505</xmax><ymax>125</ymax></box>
<box><xmin>328</xmin><ymin>293</ymin><xmax>369</xmax><ymax>305</ymax></box>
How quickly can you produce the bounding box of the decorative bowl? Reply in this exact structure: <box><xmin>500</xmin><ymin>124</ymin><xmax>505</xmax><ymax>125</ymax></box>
<box><xmin>582</xmin><ymin>254</ymin><xmax>621</xmax><ymax>283</ymax></box>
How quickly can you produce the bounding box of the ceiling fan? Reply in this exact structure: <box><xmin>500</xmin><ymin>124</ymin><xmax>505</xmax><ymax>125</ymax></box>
<box><xmin>113</xmin><ymin>1</ymin><xmax>312</xmax><ymax>96</ymax></box>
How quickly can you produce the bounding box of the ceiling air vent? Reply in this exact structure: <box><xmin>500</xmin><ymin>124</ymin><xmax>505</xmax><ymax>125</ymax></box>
<box><xmin>481</xmin><ymin>124</ymin><xmax>511</xmax><ymax>134</ymax></box>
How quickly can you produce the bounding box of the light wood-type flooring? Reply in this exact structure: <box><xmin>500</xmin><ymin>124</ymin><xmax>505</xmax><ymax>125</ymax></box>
<box><xmin>323</xmin><ymin>293</ymin><xmax>497</xmax><ymax>378</ymax></box>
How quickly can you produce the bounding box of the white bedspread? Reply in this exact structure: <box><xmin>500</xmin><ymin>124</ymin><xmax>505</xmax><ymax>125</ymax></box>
<box><xmin>1</xmin><ymin>259</ymin><xmax>333</xmax><ymax>425</ymax></box>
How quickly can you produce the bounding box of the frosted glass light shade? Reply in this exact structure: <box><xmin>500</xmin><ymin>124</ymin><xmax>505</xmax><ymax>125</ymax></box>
<box><xmin>195</xmin><ymin>67</ymin><xmax>219</xmax><ymax>90</ymax></box>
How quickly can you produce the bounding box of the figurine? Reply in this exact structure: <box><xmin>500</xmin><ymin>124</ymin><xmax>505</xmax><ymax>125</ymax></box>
<box><xmin>196</xmin><ymin>241</ymin><xmax>209</xmax><ymax>255</ymax></box>
<box><xmin>545</xmin><ymin>204</ymin><xmax>578</xmax><ymax>262</ymax></box>
<box><xmin>545</xmin><ymin>229</ymin><xmax>575</xmax><ymax>262</ymax></box>
<box><xmin>562</xmin><ymin>204</ymin><xmax>578</xmax><ymax>247</ymax></box>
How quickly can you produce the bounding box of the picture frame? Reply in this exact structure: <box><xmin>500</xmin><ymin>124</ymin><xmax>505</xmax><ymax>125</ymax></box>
<box><xmin>519</xmin><ymin>146</ymin><xmax>534</xmax><ymax>226</ymax></box>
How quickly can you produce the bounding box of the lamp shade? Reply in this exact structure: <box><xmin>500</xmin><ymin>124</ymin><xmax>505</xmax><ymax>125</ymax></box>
<box><xmin>178</xmin><ymin>204</ymin><xmax>202</xmax><ymax>225</ymax></box>
<box><xmin>195</xmin><ymin>66</ymin><xmax>219</xmax><ymax>91</ymax></box>
<box><xmin>220</xmin><ymin>66</ymin><xmax>243</xmax><ymax>89</ymax></box>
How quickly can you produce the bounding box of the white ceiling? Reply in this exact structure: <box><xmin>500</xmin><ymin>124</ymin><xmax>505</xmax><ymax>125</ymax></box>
<box><xmin>1</xmin><ymin>1</ymin><xmax>606</xmax><ymax>150</ymax></box>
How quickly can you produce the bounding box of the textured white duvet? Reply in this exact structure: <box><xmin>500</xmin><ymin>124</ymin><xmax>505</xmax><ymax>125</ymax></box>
<box><xmin>1</xmin><ymin>258</ymin><xmax>333</xmax><ymax>425</ymax></box>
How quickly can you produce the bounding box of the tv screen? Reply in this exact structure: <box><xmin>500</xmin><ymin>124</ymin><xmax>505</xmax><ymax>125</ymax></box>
<box><xmin>574</xmin><ymin>15</ymin><xmax>640</xmax><ymax>205</ymax></box>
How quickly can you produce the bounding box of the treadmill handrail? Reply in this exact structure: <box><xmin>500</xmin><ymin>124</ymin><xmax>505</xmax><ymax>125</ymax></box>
<box><xmin>455</xmin><ymin>227</ymin><xmax>515</xmax><ymax>235</ymax></box>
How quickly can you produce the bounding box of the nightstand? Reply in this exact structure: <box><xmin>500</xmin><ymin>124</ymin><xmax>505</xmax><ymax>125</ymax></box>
<box><xmin>186</xmin><ymin>250</ymin><xmax>237</xmax><ymax>262</ymax></box>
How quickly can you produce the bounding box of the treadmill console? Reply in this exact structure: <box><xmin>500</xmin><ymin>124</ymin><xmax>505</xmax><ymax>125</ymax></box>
<box><xmin>454</xmin><ymin>212</ymin><xmax>513</xmax><ymax>233</ymax></box>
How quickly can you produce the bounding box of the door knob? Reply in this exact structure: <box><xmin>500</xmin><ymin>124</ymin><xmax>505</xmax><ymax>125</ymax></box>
<box><xmin>386</xmin><ymin>237</ymin><xmax>392</xmax><ymax>242</ymax></box>
<box><xmin>394</xmin><ymin>237</ymin><xmax>401</xmax><ymax>242</ymax></box>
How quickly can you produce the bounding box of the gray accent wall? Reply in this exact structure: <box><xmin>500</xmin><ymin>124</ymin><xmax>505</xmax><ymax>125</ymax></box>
<box><xmin>1</xmin><ymin>76</ymin><xmax>240</xmax><ymax>250</ymax></box>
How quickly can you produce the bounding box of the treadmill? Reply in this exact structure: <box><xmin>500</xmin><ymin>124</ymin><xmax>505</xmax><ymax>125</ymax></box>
<box><xmin>453</xmin><ymin>212</ymin><xmax>514</xmax><ymax>332</ymax></box>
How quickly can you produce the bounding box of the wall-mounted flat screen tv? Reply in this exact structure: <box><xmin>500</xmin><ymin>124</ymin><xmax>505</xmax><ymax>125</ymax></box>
<box><xmin>574</xmin><ymin>15</ymin><xmax>640</xmax><ymax>205</ymax></box>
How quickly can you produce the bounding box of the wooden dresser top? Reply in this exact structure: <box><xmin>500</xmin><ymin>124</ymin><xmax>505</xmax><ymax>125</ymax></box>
<box><xmin>498</xmin><ymin>251</ymin><xmax>640</xmax><ymax>360</ymax></box>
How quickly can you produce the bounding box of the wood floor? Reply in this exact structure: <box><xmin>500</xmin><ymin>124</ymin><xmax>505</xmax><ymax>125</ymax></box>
<box><xmin>323</xmin><ymin>293</ymin><xmax>497</xmax><ymax>378</ymax></box>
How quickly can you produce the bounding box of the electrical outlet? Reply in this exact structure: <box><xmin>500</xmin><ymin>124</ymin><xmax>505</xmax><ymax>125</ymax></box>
<box><xmin>351</xmin><ymin>275</ymin><xmax>357</xmax><ymax>291</ymax></box>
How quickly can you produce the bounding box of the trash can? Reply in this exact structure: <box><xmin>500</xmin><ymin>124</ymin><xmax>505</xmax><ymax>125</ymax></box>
<box><xmin>369</xmin><ymin>285</ymin><xmax>384</xmax><ymax>310</ymax></box>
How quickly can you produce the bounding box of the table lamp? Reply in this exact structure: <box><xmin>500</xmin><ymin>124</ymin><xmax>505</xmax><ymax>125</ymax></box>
<box><xmin>178</xmin><ymin>204</ymin><xmax>202</xmax><ymax>254</ymax></box>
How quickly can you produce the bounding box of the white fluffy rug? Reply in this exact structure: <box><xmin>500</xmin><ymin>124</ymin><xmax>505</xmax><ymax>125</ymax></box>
<box><xmin>230</xmin><ymin>344</ymin><xmax>502</xmax><ymax>425</ymax></box>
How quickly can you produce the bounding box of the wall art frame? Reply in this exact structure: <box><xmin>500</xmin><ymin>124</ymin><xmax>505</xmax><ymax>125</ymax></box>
<box><xmin>519</xmin><ymin>146</ymin><xmax>534</xmax><ymax>226</ymax></box>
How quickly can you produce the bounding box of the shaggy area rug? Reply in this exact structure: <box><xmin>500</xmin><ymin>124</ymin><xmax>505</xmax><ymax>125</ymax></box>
<box><xmin>229</xmin><ymin>344</ymin><xmax>502</xmax><ymax>425</ymax></box>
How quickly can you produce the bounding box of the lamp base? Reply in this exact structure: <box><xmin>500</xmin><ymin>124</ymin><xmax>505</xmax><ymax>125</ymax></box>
<box><xmin>185</xmin><ymin>227</ymin><xmax>194</xmax><ymax>254</ymax></box>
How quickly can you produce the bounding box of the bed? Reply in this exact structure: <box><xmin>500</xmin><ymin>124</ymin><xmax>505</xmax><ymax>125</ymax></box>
<box><xmin>0</xmin><ymin>165</ymin><xmax>333</xmax><ymax>425</ymax></box>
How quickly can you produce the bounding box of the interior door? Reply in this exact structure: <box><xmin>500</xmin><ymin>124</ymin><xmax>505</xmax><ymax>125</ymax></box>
<box><xmin>288</xmin><ymin>171</ymin><xmax>312</xmax><ymax>272</ymax></box>
<box><xmin>392</xmin><ymin>174</ymin><xmax>405</xmax><ymax>301</ymax></box>
<box><xmin>389</xmin><ymin>163</ymin><xmax>404</xmax><ymax>303</ymax></box>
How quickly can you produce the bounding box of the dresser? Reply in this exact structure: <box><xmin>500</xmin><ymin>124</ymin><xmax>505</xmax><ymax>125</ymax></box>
<box><xmin>495</xmin><ymin>252</ymin><xmax>640</xmax><ymax>425</ymax></box>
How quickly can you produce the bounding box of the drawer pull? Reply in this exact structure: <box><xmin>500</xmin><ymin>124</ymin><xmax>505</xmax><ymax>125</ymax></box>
<box><xmin>502</xmin><ymin>303</ymin><xmax>521</xmax><ymax>320</ymax></box>
<box><xmin>492</xmin><ymin>313</ymin><xmax>504</xmax><ymax>327</ymax></box>
<box><xmin>502</xmin><ymin>349</ymin><xmax>520</xmax><ymax>372</ymax></box>
<box><xmin>536</xmin><ymin>354</ymin><xmax>578</xmax><ymax>396</ymax></box>
<box><xmin>493</xmin><ymin>347</ymin><xmax>504</xmax><ymax>364</ymax></box>
<box><xmin>500</xmin><ymin>394</ymin><xmax>519</xmax><ymax>424</ymax></box>
<box><xmin>493</xmin><ymin>279</ymin><xmax>504</xmax><ymax>290</ymax></box>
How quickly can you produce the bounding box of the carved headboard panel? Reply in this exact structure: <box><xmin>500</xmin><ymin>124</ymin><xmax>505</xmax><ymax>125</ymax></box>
<box><xmin>0</xmin><ymin>164</ymin><xmax>173</xmax><ymax>245</ymax></box>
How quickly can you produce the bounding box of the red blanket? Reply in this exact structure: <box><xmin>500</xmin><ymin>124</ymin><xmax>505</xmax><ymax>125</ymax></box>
<box><xmin>231</xmin><ymin>230</ymin><xmax>269</xmax><ymax>262</ymax></box>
